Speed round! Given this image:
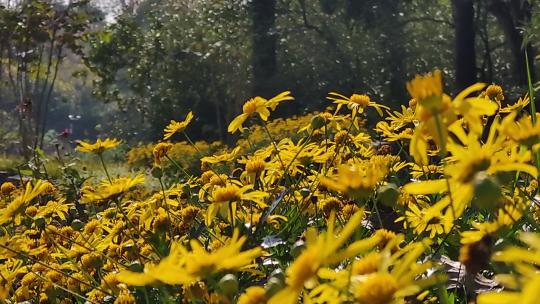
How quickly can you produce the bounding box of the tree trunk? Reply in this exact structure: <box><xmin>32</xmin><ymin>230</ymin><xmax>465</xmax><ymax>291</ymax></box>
<box><xmin>346</xmin><ymin>0</ymin><xmax>408</xmax><ymax>104</ymax></box>
<box><xmin>251</xmin><ymin>0</ymin><xmax>277</xmax><ymax>96</ymax></box>
<box><xmin>384</xmin><ymin>1</ymin><xmax>408</xmax><ymax>104</ymax></box>
<box><xmin>489</xmin><ymin>0</ymin><xmax>536</xmax><ymax>86</ymax></box>
<box><xmin>453</xmin><ymin>0</ymin><xmax>477</xmax><ymax>91</ymax></box>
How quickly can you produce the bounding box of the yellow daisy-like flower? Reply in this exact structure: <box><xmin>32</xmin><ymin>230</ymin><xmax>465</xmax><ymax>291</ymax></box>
<box><xmin>327</xmin><ymin>92</ymin><xmax>389</xmax><ymax>117</ymax></box>
<box><xmin>406</xmin><ymin>69</ymin><xmax>443</xmax><ymax>111</ymax></box>
<box><xmin>320</xmin><ymin>162</ymin><xmax>388</xmax><ymax>199</ymax></box>
<box><xmin>477</xmin><ymin>233</ymin><xmax>540</xmax><ymax>304</ymax></box>
<box><xmin>0</xmin><ymin>180</ymin><xmax>53</xmax><ymax>225</ymax></box>
<box><xmin>268</xmin><ymin>210</ymin><xmax>380</xmax><ymax>304</ymax></box>
<box><xmin>238</xmin><ymin>286</ymin><xmax>267</xmax><ymax>304</ymax></box>
<box><xmin>353</xmin><ymin>273</ymin><xmax>399</xmax><ymax>304</ymax></box>
<box><xmin>81</xmin><ymin>175</ymin><xmax>145</xmax><ymax>204</ymax></box>
<box><xmin>500</xmin><ymin>111</ymin><xmax>540</xmax><ymax>148</ymax></box>
<box><xmin>117</xmin><ymin>229</ymin><xmax>261</xmax><ymax>286</ymax></box>
<box><xmin>351</xmin><ymin>239</ymin><xmax>439</xmax><ymax>304</ymax></box>
<box><xmin>228</xmin><ymin>91</ymin><xmax>294</xmax><ymax>133</ymax></box>
<box><xmin>206</xmin><ymin>182</ymin><xmax>268</xmax><ymax>225</ymax></box>
<box><xmin>483</xmin><ymin>84</ymin><xmax>504</xmax><ymax>107</ymax></box>
<box><xmin>163</xmin><ymin>111</ymin><xmax>194</xmax><ymax>140</ymax></box>
<box><xmin>76</xmin><ymin>138</ymin><xmax>122</xmax><ymax>154</ymax></box>
<box><xmin>200</xmin><ymin>147</ymin><xmax>241</xmax><ymax>165</ymax></box>
<box><xmin>499</xmin><ymin>95</ymin><xmax>530</xmax><ymax>113</ymax></box>
<box><xmin>404</xmin><ymin>122</ymin><xmax>537</xmax><ymax>227</ymax></box>
<box><xmin>407</xmin><ymin>69</ymin><xmax>498</xmax><ymax>165</ymax></box>
<box><xmin>397</xmin><ymin>200</ymin><xmax>452</xmax><ymax>238</ymax></box>
<box><xmin>152</xmin><ymin>142</ymin><xmax>173</xmax><ymax>165</ymax></box>
<box><xmin>0</xmin><ymin>182</ymin><xmax>16</xmax><ymax>195</ymax></box>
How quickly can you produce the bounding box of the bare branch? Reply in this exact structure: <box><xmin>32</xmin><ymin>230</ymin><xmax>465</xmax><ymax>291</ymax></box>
<box><xmin>401</xmin><ymin>16</ymin><xmax>455</xmax><ymax>28</ymax></box>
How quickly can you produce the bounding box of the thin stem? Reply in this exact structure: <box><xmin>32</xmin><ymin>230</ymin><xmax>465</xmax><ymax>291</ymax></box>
<box><xmin>373</xmin><ymin>199</ymin><xmax>384</xmax><ymax>229</ymax></box>
<box><xmin>32</xmin><ymin>270</ymin><xmax>97</xmax><ymax>304</ymax></box>
<box><xmin>259</xmin><ymin>117</ymin><xmax>285</xmax><ymax>168</ymax></box>
<box><xmin>165</xmin><ymin>154</ymin><xmax>191</xmax><ymax>180</ymax></box>
<box><xmin>0</xmin><ymin>242</ymin><xmax>113</xmax><ymax>296</ymax></box>
<box><xmin>525</xmin><ymin>50</ymin><xmax>540</xmax><ymax>187</ymax></box>
<box><xmin>158</xmin><ymin>176</ymin><xmax>175</xmax><ymax>240</ymax></box>
<box><xmin>98</xmin><ymin>153</ymin><xmax>111</xmax><ymax>183</ymax></box>
<box><xmin>229</xmin><ymin>201</ymin><xmax>235</xmax><ymax>227</ymax></box>
<box><xmin>432</xmin><ymin>113</ymin><xmax>456</xmax><ymax>220</ymax></box>
<box><xmin>182</xmin><ymin>131</ymin><xmax>226</xmax><ymax>185</ymax></box>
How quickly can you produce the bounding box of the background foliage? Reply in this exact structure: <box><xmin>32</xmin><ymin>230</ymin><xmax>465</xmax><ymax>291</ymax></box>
<box><xmin>1</xmin><ymin>0</ymin><xmax>540</xmax><ymax>150</ymax></box>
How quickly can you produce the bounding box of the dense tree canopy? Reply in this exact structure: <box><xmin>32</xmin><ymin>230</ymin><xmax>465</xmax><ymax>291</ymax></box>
<box><xmin>1</xmin><ymin>0</ymin><xmax>540</xmax><ymax>149</ymax></box>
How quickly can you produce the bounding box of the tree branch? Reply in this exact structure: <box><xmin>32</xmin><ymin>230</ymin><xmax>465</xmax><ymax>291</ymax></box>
<box><xmin>401</xmin><ymin>16</ymin><xmax>455</xmax><ymax>28</ymax></box>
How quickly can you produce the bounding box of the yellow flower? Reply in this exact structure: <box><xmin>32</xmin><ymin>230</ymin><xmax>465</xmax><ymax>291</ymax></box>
<box><xmin>478</xmin><ymin>276</ymin><xmax>540</xmax><ymax>304</ymax></box>
<box><xmin>228</xmin><ymin>91</ymin><xmax>294</xmax><ymax>133</ymax></box>
<box><xmin>268</xmin><ymin>211</ymin><xmax>381</xmax><ymax>304</ymax></box>
<box><xmin>320</xmin><ymin>162</ymin><xmax>388</xmax><ymax>199</ymax></box>
<box><xmin>245</xmin><ymin>157</ymin><xmax>266</xmax><ymax>175</ymax></box>
<box><xmin>351</xmin><ymin>252</ymin><xmax>381</xmax><ymax>275</ymax></box>
<box><xmin>0</xmin><ymin>180</ymin><xmax>52</xmax><ymax>225</ymax></box>
<box><xmin>163</xmin><ymin>111</ymin><xmax>194</xmax><ymax>140</ymax></box>
<box><xmin>117</xmin><ymin>230</ymin><xmax>261</xmax><ymax>286</ymax></box>
<box><xmin>406</xmin><ymin>69</ymin><xmax>444</xmax><ymax>111</ymax></box>
<box><xmin>0</xmin><ymin>182</ymin><xmax>16</xmax><ymax>195</ymax></box>
<box><xmin>376</xmin><ymin>121</ymin><xmax>414</xmax><ymax>142</ymax></box>
<box><xmin>152</xmin><ymin>142</ymin><xmax>173</xmax><ymax>165</ymax></box>
<box><xmin>206</xmin><ymin>182</ymin><xmax>268</xmax><ymax>225</ymax></box>
<box><xmin>500</xmin><ymin>111</ymin><xmax>540</xmax><ymax>148</ymax></box>
<box><xmin>114</xmin><ymin>289</ymin><xmax>136</xmax><ymax>304</ymax></box>
<box><xmin>397</xmin><ymin>200</ymin><xmax>452</xmax><ymax>238</ymax></box>
<box><xmin>76</xmin><ymin>138</ymin><xmax>122</xmax><ymax>154</ymax></box>
<box><xmin>201</xmin><ymin>147</ymin><xmax>241</xmax><ymax>165</ymax></box>
<box><xmin>351</xmin><ymin>239</ymin><xmax>438</xmax><ymax>304</ymax></box>
<box><xmin>327</xmin><ymin>92</ymin><xmax>389</xmax><ymax>117</ymax></box>
<box><xmin>477</xmin><ymin>233</ymin><xmax>540</xmax><ymax>304</ymax></box>
<box><xmin>353</xmin><ymin>273</ymin><xmax>399</xmax><ymax>304</ymax></box>
<box><xmin>36</xmin><ymin>199</ymin><xmax>72</xmax><ymax>221</ymax></box>
<box><xmin>485</xmin><ymin>84</ymin><xmax>504</xmax><ymax>100</ymax></box>
<box><xmin>81</xmin><ymin>175</ymin><xmax>145</xmax><ymax>204</ymax></box>
<box><xmin>406</xmin><ymin>70</ymin><xmax>496</xmax><ymax>164</ymax></box>
<box><xmin>319</xmin><ymin>197</ymin><xmax>342</xmax><ymax>218</ymax></box>
<box><xmin>405</xmin><ymin>122</ymin><xmax>537</xmax><ymax>227</ymax></box>
<box><xmin>499</xmin><ymin>95</ymin><xmax>530</xmax><ymax>113</ymax></box>
<box><xmin>238</xmin><ymin>286</ymin><xmax>267</xmax><ymax>304</ymax></box>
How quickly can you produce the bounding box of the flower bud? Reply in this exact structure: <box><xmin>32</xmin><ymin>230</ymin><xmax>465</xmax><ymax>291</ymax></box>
<box><xmin>472</xmin><ymin>172</ymin><xmax>501</xmax><ymax>211</ymax></box>
<box><xmin>266</xmin><ymin>276</ymin><xmax>284</xmax><ymax>297</ymax></box>
<box><xmin>218</xmin><ymin>274</ymin><xmax>238</xmax><ymax>296</ymax></box>
<box><xmin>310</xmin><ymin>115</ymin><xmax>326</xmax><ymax>130</ymax></box>
<box><xmin>71</xmin><ymin>219</ymin><xmax>84</xmax><ymax>231</ymax></box>
<box><xmin>377</xmin><ymin>183</ymin><xmax>400</xmax><ymax>207</ymax></box>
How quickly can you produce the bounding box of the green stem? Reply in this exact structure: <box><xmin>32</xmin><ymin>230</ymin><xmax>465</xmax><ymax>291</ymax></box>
<box><xmin>182</xmin><ymin>131</ymin><xmax>226</xmax><ymax>185</ymax></box>
<box><xmin>525</xmin><ymin>51</ymin><xmax>536</xmax><ymax>120</ymax></box>
<box><xmin>158</xmin><ymin>177</ymin><xmax>175</xmax><ymax>240</ymax></box>
<box><xmin>525</xmin><ymin>50</ymin><xmax>540</xmax><ymax>187</ymax></box>
<box><xmin>165</xmin><ymin>154</ymin><xmax>191</xmax><ymax>180</ymax></box>
<box><xmin>229</xmin><ymin>201</ymin><xmax>235</xmax><ymax>227</ymax></box>
<box><xmin>259</xmin><ymin>117</ymin><xmax>286</xmax><ymax>169</ymax></box>
<box><xmin>432</xmin><ymin>113</ymin><xmax>456</xmax><ymax>220</ymax></box>
<box><xmin>98</xmin><ymin>153</ymin><xmax>111</xmax><ymax>183</ymax></box>
<box><xmin>373</xmin><ymin>199</ymin><xmax>384</xmax><ymax>229</ymax></box>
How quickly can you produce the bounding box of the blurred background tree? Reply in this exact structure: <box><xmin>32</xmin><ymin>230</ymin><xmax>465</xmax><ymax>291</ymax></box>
<box><xmin>1</xmin><ymin>0</ymin><xmax>540</xmax><ymax>154</ymax></box>
<box><xmin>0</xmin><ymin>0</ymin><xmax>101</xmax><ymax>158</ymax></box>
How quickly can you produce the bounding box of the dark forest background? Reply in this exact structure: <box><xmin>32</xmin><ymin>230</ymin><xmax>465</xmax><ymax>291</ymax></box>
<box><xmin>1</xmin><ymin>0</ymin><xmax>540</xmax><ymax>156</ymax></box>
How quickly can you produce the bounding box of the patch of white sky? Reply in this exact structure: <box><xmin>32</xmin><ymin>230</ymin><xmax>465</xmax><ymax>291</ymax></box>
<box><xmin>0</xmin><ymin>0</ymin><xmax>122</xmax><ymax>23</ymax></box>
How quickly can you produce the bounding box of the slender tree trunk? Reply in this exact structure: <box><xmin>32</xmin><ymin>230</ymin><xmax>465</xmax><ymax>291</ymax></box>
<box><xmin>489</xmin><ymin>0</ymin><xmax>536</xmax><ymax>86</ymax></box>
<box><xmin>453</xmin><ymin>0</ymin><xmax>477</xmax><ymax>91</ymax></box>
<box><xmin>251</xmin><ymin>0</ymin><xmax>277</xmax><ymax>96</ymax></box>
<box><xmin>384</xmin><ymin>1</ymin><xmax>408</xmax><ymax>104</ymax></box>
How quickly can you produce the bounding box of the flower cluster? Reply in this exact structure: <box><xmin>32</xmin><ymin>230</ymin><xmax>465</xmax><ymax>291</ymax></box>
<box><xmin>0</xmin><ymin>71</ymin><xmax>538</xmax><ymax>304</ymax></box>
